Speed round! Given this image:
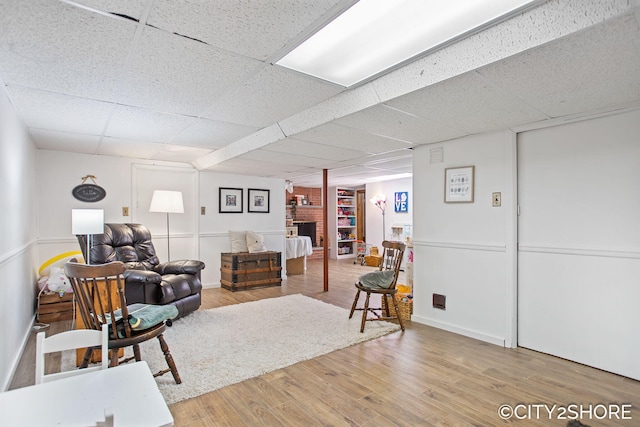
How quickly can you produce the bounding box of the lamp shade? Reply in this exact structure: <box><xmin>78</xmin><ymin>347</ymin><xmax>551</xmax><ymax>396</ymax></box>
<box><xmin>149</xmin><ymin>190</ymin><xmax>184</xmax><ymax>213</ymax></box>
<box><xmin>71</xmin><ymin>209</ymin><xmax>104</xmax><ymax>235</ymax></box>
<box><xmin>370</xmin><ymin>194</ymin><xmax>386</xmax><ymax>211</ymax></box>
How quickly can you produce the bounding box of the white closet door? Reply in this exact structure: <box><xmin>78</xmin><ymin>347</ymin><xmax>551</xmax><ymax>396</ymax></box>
<box><xmin>517</xmin><ymin>110</ymin><xmax>640</xmax><ymax>380</ymax></box>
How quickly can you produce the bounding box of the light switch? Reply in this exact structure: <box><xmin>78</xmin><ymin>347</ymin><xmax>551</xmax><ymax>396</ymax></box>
<box><xmin>122</xmin><ymin>207</ymin><xmax>129</xmax><ymax>216</ymax></box>
<box><xmin>492</xmin><ymin>192</ymin><xmax>501</xmax><ymax>207</ymax></box>
<box><xmin>201</xmin><ymin>206</ymin><xmax>206</xmax><ymax>215</ymax></box>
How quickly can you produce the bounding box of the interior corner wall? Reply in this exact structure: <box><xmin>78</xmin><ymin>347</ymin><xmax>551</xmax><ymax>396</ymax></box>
<box><xmin>412</xmin><ymin>130</ymin><xmax>516</xmax><ymax>346</ymax></box>
<box><xmin>0</xmin><ymin>85</ymin><xmax>38</xmax><ymax>391</ymax></box>
<box><xmin>365</xmin><ymin>178</ymin><xmax>413</xmax><ymax>249</ymax></box>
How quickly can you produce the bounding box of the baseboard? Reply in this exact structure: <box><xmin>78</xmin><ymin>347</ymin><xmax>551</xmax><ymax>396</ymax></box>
<box><xmin>411</xmin><ymin>315</ymin><xmax>506</xmax><ymax>347</ymax></box>
<box><xmin>2</xmin><ymin>313</ymin><xmax>37</xmax><ymax>392</ymax></box>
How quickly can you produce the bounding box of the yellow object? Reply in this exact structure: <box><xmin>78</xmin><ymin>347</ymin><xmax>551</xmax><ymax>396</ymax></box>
<box><xmin>396</xmin><ymin>284</ymin><xmax>411</xmax><ymax>294</ymax></box>
<box><xmin>369</xmin><ymin>246</ymin><xmax>379</xmax><ymax>256</ymax></box>
<box><xmin>364</xmin><ymin>255</ymin><xmax>382</xmax><ymax>267</ymax></box>
<box><xmin>38</xmin><ymin>251</ymin><xmax>84</xmax><ymax>276</ymax></box>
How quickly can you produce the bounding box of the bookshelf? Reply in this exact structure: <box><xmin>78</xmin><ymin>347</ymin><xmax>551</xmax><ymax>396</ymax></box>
<box><xmin>329</xmin><ymin>187</ymin><xmax>357</xmax><ymax>259</ymax></box>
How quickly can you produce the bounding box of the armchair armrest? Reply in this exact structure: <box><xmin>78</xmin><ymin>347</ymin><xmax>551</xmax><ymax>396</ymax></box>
<box><xmin>154</xmin><ymin>260</ymin><xmax>205</xmax><ymax>276</ymax></box>
<box><xmin>123</xmin><ymin>269</ymin><xmax>162</xmax><ymax>284</ymax></box>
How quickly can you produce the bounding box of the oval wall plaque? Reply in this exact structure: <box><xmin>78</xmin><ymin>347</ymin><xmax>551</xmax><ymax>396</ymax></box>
<box><xmin>72</xmin><ymin>184</ymin><xmax>106</xmax><ymax>202</ymax></box>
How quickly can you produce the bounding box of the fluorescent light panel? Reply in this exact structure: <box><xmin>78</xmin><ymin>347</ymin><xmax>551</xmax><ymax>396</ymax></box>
<box><xmin>277</xmin><ymin>0</ymin><xmax>537</xmax><ymax>87</ymax></box>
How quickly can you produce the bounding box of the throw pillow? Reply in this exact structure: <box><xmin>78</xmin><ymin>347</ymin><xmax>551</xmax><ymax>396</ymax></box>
<box><xmin>229</xmin><ymin>230</ymin><xmax>248</xmax><ymax>252</ymax></box>
<box><xmin>246</xmin><ymin>231</ymin><xmax>267</xmax><ymax>253</ymax></box>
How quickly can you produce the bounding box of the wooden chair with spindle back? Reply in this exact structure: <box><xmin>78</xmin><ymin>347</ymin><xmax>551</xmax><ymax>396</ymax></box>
<box><xmin>349</xmin><ymin>240</ymin><xmax>406</xmax><ymax>333</ymax></box>
<box><xmin>64</xmin><ymin>261</ymin><xmax>181</xmax><ymax>384</ymax></box>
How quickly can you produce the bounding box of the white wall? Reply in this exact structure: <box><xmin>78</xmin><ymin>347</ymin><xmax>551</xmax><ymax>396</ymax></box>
<box><xmin>36</xmin><ymin>151</ymin><xmax>287</xmax><ymax>287</ymax></box>
<box><xmin>412</xmin><ymin>130</ymin><xmax>517</xmax><ymax>346</ymax></box>
<box><xmin>0</xmin><ymin>85</ymin><xmax>38</xmax><ymax>391</ymax></box>
<box><xmin>36</xmin><ymin>151</ymin><xmax>197</xmax><ymax>269</ymax></box>
<box><xmin>366</xmin><ymin>178</ymin><xmax>413</xmax><ymax>248</ymax></box>
<box><xmin>198</xmin><ymin>171</ymin><xmax>286</xmax><ymax>285</ymax></box>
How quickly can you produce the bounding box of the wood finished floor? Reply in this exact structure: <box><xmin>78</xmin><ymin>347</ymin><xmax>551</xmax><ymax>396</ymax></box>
<box><xmin>10</xmin><ymin>258</ymin><xmax>640</xmax><ymax>426</ymax></box>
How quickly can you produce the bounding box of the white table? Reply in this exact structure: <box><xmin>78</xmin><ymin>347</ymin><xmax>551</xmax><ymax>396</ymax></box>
<box><xmin>285</xmin><ymin>236</ymin><xmax>313</xmax><ymax>275</ymax></box>
<box><xmin>0</xmin><ymin>361</ymin><xmax>173</xmax><ymax>427</ymax></box>
<box><xmin>285</xmin><ymin>235</ymin><xmax>313</xmax><ymax>259</ymax></box>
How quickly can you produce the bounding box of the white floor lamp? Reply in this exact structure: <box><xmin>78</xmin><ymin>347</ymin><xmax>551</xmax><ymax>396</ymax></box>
<box><xmin>370</xmin><ymin>194</ymin><xmax>386</xmax><ymax>243</ymax></box>
<box><xmin>71</xmin><ymin>209</ymin><xmax>104</xmax><ymax>265</ymax></box>
<box><xmin>149</xmin><ymin>190</ymin><xmax>184</xmax><ymax>261</ymax></box>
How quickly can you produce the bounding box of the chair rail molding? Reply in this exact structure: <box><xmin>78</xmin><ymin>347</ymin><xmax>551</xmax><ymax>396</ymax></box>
<box><xmin>412</xmin><ymin>239</ymin><xmax>506</xmax><ymax>252</ymax></box>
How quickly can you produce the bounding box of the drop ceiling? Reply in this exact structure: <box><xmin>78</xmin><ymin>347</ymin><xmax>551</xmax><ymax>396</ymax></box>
<box><xmin>1</xmin><ymin>0</ymin><xmax>639</xmax><ymax>187</ymax></box>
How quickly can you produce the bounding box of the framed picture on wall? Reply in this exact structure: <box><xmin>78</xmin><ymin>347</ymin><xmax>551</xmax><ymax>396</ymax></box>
<box><xmin>219</xmin><ymin>187</ymin><xmax>243</xmax><ymax>213</ymax></box>
<box><xmin>248</xmin><ymin>188</ymin><xmax>270</xmax><ymax>213</ymax></box>
<box><xmin>444</xmin><ymin>166</ymin><xmax>475</xmax><ymax>203</ymax></box>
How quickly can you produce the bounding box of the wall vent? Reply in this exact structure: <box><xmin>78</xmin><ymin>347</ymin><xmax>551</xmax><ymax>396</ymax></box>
<box><xmin>433</xmin><ymin>293</ymin><xmax>446</xmax><ymax>310</ymax></box>
<box><xmin>429</xmin><ymin>147</ymin><xmax>443</xmax><ymax>163</ymax></box>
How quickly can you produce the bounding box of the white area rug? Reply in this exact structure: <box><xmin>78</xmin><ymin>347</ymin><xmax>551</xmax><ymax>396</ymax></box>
<box><xmin>64</xmin><ymin>294</ymin><xmax>400</xmax><ymax>404</ymax></box>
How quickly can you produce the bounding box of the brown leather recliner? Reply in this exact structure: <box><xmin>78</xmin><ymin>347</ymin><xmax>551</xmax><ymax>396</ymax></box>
<box><xmin>76</xmin><ymin>223</ymin><xmax>205</xmax><ymax>319</ymax></box>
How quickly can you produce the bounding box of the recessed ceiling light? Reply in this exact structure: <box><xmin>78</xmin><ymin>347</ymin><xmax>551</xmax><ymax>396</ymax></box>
<box><xmin>277</xmin><ymin>0</ymin><xmax>538</xmax><ymax>87</ymax></box>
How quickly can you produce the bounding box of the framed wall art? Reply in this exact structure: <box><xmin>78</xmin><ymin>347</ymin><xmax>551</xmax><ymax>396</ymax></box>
<box><xmin>444</xmin><ymin>166</ymin><xmax>475</xmax><ymax>203</ymax></box>
<box><xmin>219</xmin><ymin>187</ymin><xmax>243</xmax><ymax>213</ymax></box>
<box><xmin>248</xmin><ymin>188</ymin><xmax>270</xmax><ymax>213</ymax></box>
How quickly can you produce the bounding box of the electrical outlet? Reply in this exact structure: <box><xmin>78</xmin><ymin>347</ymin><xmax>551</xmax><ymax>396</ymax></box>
<box><xmin>122</xmin><ymin>207</ymin><xmax>129</xmax><ymax>216</ymax></box>
<box><xmin>492</xmin><ymin>192</ymin><xmax>501</xmax><ymax>207</ymax></box>
<box><xmin>201</xmin><ymin>206</ymin><xmax>206</xmax><ymax>215</ymax></box>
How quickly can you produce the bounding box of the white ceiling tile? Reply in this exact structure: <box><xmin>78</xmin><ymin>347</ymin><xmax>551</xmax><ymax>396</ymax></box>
<box><xmin>293</xmin><ymin>122</ymin><xmax>413</xmax><ymax>153</ymax></box>
<box><xmin>72</xmin><ymin>0</ymin><xmax>149</xmax><ymax>20</ymax></box>
<box><xmin>118</xmin><ymin>26</ymin><xmax>263</xmax><ymax>116</ymax></box>
<box><xmin>105</xmin><ymin>106</ymin><xmax>193</xmax><ymax>143</ymax></box>
<box><xmin>0</xmin><ymin>0</ymin><xmax>136</xmax><ymax>101</ymax></box>
<box><xmin>334</xmin><ymin>150</ymin><xmax>411</xmax><ymax>168</ymax></box>
<box><xmin>334</xmin><ymin>104</ymin><xmax>467</xmax><ymax>144</ymax></box>
<box><xmin>171</xmin><ymin>118</ymin><xmax>260</xmax><ymax>149</ymax></box>
<box><xmin>386</xmin><ymin>71</ymin><xmax>549</xmax><ymax>134</ymax></box>
<box><xmin>262</xmin><ymin>137</ymin><xmax>370</xmax><ymax>161</ymax></box>
<box><xmin>151</xmin><ymin>144</ymin><xmax>212</xmax><ymax>163</ymax></box>
<box><xmin>202</xmin><ymin>65</ymin><xmax>343</xmax><ymax>127</ymax></box>
<box><xmin>7</xmin><ymin>86</ymin><xmax>113</xmax><ymax>134</ymax></box>
<box><xmin>98</xmin><ymin>136</ymin><xmax>162</xmax><ymax>159</ymax></box>
<box><xmin>363</xmin><ymin>156</ymin><xmax>413</xmax><ymax>170</ymax></box>
<box><xmin>239</xmin><ymin>148</ymin><xmax>334</xmax><ymax>168</ymax></box>
<box><xmin>226</xmin><ymin>158</ymin><xmax>312</xmax><ymax>173</ymax></box>
<box><xmin>208</xmin><ymin>157</ymin><xmax>311</xmax><ymax>177</ymax></box>
<box><xmin>30</xmin><ymin>129</ymin><xmax>101</xmax><ymax>153</ymax></box>
<box><xmin>146</xmin><ymin>0</ymin><xmax>346</xmax><ymax>61</ymax></box>
<box><xmin>478</xmin><ymin>14</ymin><xmax>640</xmax><ymax>118</ymax></box>
<box><xmin>98</xmin><ymin>137</ymin><xmax>209</xmax><ymax>163</ymax></box>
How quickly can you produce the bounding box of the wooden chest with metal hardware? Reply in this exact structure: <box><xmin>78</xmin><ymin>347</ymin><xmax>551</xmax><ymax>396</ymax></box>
<box><xmin>220</xmin><ymin>251</ymin><xmax>282</xmax><ymax>291</ymax></box>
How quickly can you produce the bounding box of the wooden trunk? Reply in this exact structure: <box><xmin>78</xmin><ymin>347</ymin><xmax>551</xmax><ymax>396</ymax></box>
<box><xmin>220</xmin><ymin>251</ymin><xmax>282</xmax><ymax>291</ymax></box>
<box><xmin>37</xmin><ymin>292</ymin><xmax>74</xmax><ymax>323</ymax></box>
